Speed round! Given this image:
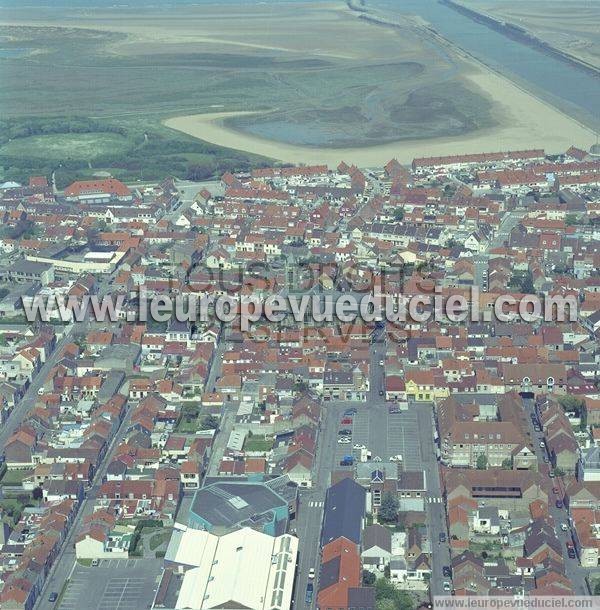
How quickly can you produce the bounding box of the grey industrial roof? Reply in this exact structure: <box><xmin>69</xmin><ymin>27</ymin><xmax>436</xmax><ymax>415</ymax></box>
<box><xmin>190</xmin><ymin>481</ymin><xmax>287</xmax><ymax>529</ymax></box>
<box><xmin>320</xmin><ymin>478</ymin><xmax>365</xmax><ymax>547</ymax></box>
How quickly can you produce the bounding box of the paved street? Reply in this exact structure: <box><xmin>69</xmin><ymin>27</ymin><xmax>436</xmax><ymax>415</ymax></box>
<box><xmin>0</xmin><ymin>326</ymin><xmax>75</xmax><ymax>449</ymax></box>
<box><xmin>35</xmin><ymin>386</ymin><xmax>142</xmax><ymax>610</ymax></box>
<box><xmin>521</xmin><ymin>398</ymin><xmax>591</xmax><ymax>594</ymax></box>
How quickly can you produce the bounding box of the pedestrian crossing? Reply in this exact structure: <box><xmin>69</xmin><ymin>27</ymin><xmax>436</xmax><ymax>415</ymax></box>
<box><xmin>308</xmin><ymin>500</ymin><xmax>324</xmax><ymax>508</ymax></box>
<box><xmin>427</xmin><ymin>496</ymin><xmax>444</xmax><ymax>504</ymax></box>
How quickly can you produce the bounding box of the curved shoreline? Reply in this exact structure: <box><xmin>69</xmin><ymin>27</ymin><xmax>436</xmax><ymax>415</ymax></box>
<box><xmin>163</xmin><ymin>63</ymin><xmax>596</xmax><ymax>166</ymax></box>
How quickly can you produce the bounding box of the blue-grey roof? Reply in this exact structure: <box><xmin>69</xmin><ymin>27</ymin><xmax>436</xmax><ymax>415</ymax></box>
<box><xmin>320</xmin><ymin>478</ymin><xmax>365</xmax><ymax>547</ymax></box>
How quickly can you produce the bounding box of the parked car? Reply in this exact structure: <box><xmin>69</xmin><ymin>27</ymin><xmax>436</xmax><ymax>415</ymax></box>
<box><xmin>561</xmin><ymin>523</ymin><xmax>569</xmax><ymax>532</ymax></box>
<box><xmin>439</xmin><ymin>532</ymin><xmax>446</xmax><ymax>543</ymax></box>
<box><xmin>556</xmin><ymin>500</ymin><xmax>563</xmax><ymax>509</ymax></box>
<box><xmin>338</xmin><ymin>437</ymin><xmax>351</xmax><ymax>444</ymax></box>
<box><xmin>539</xmin><ymin>441</ymin><xmax>546</xmax><ymax>448</ymax></box>
<box><xmin>344</xmin><ymin>409</ymin><xmax>357</xmax><ymax>416</ymax></box>
<box><xmin>379</xmin><ymin>390</ymin><xmax>384</xmax><ymax>396</ymax></box>
<box><xmin>91</xmin><ymin>559</ymin><xmax>99</xmax><ymax>567</ymax></box>
<box><xmin>442</xmin><ymin>566</ymin><xmax>452</xmax><ymax>578</ymax></box>
<box><xmin>305</xmin><ymin>583</ymin><xmax>314</xmax><ymax>604</ymax></box>
<box><xmin>443</xmin><ymin>582</ymin><xmax>451</xmax><ymax>592</ymax></box>
<box><xmin>338</xmin><ymin>429</ymin><xmax>352</xmax><ymax>436</ymax></box>
<box><xmin>341</xmin><ymin>417</ymin><xmax>353</xmax><ymax>425</ymax></box>
<box><xmin>568</xmin><ymin>548</ymin><xmax>576</xmax><ymax>559</ymax></box>
<box><xmin>48</xmin><ymin>593</ymin><xmax>58</xmax><ymax>603</ymax></box>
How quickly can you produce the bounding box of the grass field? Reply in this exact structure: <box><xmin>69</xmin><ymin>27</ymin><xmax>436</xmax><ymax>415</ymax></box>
<box><xmin>0</xmin><ymin>1</ymin><xmax>496</xmax><ymax>180</ymax></box>
<box><xmin>0</xmin><ymin>132</ymin><xmax>129</xmax><ymax>160</ymax></box>
<box><xmin>244</xmin><ymin>435</ymin><xmax>274</xmax><ymax>453</ymax></box>
<box><xmin>0</xmin><ymin>116</ymin><xmax>269</xmax><ymax>187</ymax></box>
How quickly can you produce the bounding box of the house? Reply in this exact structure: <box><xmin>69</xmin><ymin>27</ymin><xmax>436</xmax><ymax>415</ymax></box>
<box><xmin>451</xmin><ymin>550</ymin><xmax>491</xmax><ymax>595</ymax></box>
<box><xmin>405</xmin><ymin>370</ymin><xmax>448</xmax><ymax>402</ymax></box>
<box><xmin>75</xmin><ymin>511</ymin><xmax>131</xmax><ymax>559</ymax></box>
<box><xmin>471</xmin><ymin>507</ymin><xmax>501</xmax><ymax>535</ymax></box>
<box><xmin>3</xmin><ymin>260</ymin><xmax>54</xmax><ymax>286</ymax></box>
<box><xmin>64</xmin><ymin>178</ymin><xmax>132</xmax><ymax>204</ymax></box>
<box><xmin>501</xmin><ymin>364</ymin><xmax>567</xmax><ymax>396</ymax></box>
<box><xmin>179</xmin><ymin>461</ymin><xmax>201</xmax><ymax>490</ymax></box>
<box><xmin>571</xmin><ymin>508</ymin><xmax>600</xmax><ymax>567</ymax></box>
<box><xmin>317</xmin><ymin>537</ymin><xmax>374</xmax><ymax>610</ymax></box>
<box><xmin>4</xmin><ymin>427</ymin><xmax>38</xmax><ymax>469</ymax></box>
<box><xmin>397</xmin><ymin>470</ymin><xmax>427</xmax><ymax>512</ymax></box>
<box><xmin>361</xmin><ymin>525</ymin><xmax>392</xmax><ymax>573</ymax></box>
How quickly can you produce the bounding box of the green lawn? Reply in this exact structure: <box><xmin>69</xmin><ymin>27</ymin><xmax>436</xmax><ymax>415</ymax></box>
<box><xmin>0</xmin><ymin>497</ymin><xmax>30</xmax><ymax>527</ymax></box>
<box><xmin>0</xmin><ymin>468</ymin><xmax>31</xmax><ymax>486</ymax></box>
<box><xmin>149</xmin><ymin>530</ymin><xmax>172</xmax><ymax>551</ymax></box>
<box><xmin>244</xmin><ymin>435</ymin><xmax>274</xmax><ymax>452</ymax></box>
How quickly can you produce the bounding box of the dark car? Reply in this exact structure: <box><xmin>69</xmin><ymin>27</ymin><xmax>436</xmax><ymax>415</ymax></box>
<box><xmin>568</xmin><ymin>548</ymin><xmax>576</xmax><ymax>559</ymax></box>
<box><xmin>338</xmin><ymin>429</ymin><xmax>352</xmax><ymax>436</ymax></box>
<box><xmin>379</xmin><ymin>390</ymin><xmax>384</xmax><ymax>396</ymax></box>
<box><xmin>344</xmin><ymin>409</ymin><xmax>357</xmax><ymax>416</ymax></box>
<box><xmin>556</xmin><ymin>500</ymin><xmax>563</xmax><ymax>509</ymax></box>
<box><xmin>48</xmin><ymin>593</ymin><xmax>58</xmax><ymax>603</ymax></box>
<box><xmin>305</xmin><ymin>583</ymin><xmax>314</xmax><ymax>604</ymax></box>
<box><xmin>442</xmin><ymin>566</ymin><xmax>452</xmax><ymax>577</ymax></box>
<box><xmin>439</xmin><ymin>532</ymin><xmax>446</xmax><ymax>543</ymax></box>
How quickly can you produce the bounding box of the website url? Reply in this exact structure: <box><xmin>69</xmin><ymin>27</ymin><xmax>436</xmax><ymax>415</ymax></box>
<box><xmin>21</xmin><ymin>289</ymin><xmax>578</xmax><ymax>330</ymax></box>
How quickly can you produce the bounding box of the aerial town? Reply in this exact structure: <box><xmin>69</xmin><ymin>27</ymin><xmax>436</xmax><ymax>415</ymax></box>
<box><xmin>0</xmin><ymin>143</ymin><xmax>599</xmax><ymax>610</ymax></box>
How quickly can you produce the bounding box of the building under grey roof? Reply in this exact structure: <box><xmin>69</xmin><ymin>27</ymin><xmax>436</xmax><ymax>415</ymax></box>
<box><xmin>320</xmin><ymin>477</ymin><xmax>365</xmax><ymax>547</ymax></box>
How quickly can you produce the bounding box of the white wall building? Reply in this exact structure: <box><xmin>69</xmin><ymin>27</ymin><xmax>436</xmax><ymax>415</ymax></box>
<box><xmin>165</xmin><ymin>525</ymin><xmax>298</xmax><ymax>610</ymax></box>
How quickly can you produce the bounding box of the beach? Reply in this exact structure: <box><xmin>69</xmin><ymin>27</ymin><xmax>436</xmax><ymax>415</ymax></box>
<box><xmin>164</xmin><ymin>65</ymin><xmax>597</xmax><ymax>166</ymax></box>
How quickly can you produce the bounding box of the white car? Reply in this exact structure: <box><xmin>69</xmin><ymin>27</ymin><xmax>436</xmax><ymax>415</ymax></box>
<box><xmin>338</xmin><ymin>437</ymin><xmax>351</xmax><ymax>444</ymax></box>
<box><xmin>561</xmin><ymin>523</ymin><xmax>569</xmax><ymax>532</ymax></box>
<box><xmin>443</xmin><ymin>581</ymin><xmax>451</xmax><ymax>592</ymax></box>
<box><xmin>539</xmin><ymin>441</ymin><xmax>546</xmax><ymax>448</ymax></box>
<box><xmin>308</xmin><ymin>568</ymin><xmax>315</xmax><ymax>579</ymax></box>
<box><xmin>379</xmin><ymin>360</ymin><xmax>385</xmax><ymax>366</ymax></box>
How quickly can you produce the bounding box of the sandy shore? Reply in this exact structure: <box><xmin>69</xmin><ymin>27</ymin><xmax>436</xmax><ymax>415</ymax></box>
<box><xmin>164</xmin><ymin>67</ymin><xmax>596</xmax><ymax>166</ymax></box>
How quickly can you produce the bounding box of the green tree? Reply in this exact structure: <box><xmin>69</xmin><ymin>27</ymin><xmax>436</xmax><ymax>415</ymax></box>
<box><xmin>378</xmin><ymin>492</ymin><xmax>399</xmax><ymax>523</ymax></box>
<box><xmin>393</xmin><ymin>208</ymin><xmax>404</xmax><ymax>222</ymax></box>
<box><xmin>200</xmin><ymin>415</ymin><xmax>220</xmax><ymax>430</ymax></box>
<box><xmin>362</xmin><ymin>569</ymin><xmax>376</xmax><ymax>586</ymax></box>
<box><xmin>520</xmin><ymin>272</ymin><xmax>535</xmax><ymax>295</ymax></box>
<box><xmin>476</xmin><ymin>454</ymin><xmax>488</xmax><ymax>470</ymax></box>
<box><xmin>501</xmin><ymin>458</ymin><xmax>512</xmax><ymax>470</ymax></box>
<box><xmin>565</xmin><ymin>213</ymin><xmax>579</xmax><ymax>226</ymax></box>
<box><xmin>32</xmin><ymin>486</ymin><xmax>44</xmax><ymax>504</ymax></box>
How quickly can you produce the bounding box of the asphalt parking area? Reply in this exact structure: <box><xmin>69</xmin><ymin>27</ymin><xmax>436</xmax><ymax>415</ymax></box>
<box><xmin>331</xmin><ymin>404</ymin><xmax>422</xmax><ymax>469</ymax></box>
<box><xmin>386</xmin><ymin>409</ymin><xmax>421</xmax><ymax>469</ymax></box>
<box><xmin>58</xmin><ymin>559</ymin><xmax>162</xmax><ymax>610</ymax></box>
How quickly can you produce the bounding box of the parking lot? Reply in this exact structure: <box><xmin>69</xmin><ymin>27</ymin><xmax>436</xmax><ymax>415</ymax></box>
<box><xmin>333</xmin><ymin>403</ymin><xmax>422</xmax><ymax>469</ymax></box>
<box><xmin>58</xmin><ymin>559</ymin><xmax>163</xmax><ymax>610</ymax></box>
